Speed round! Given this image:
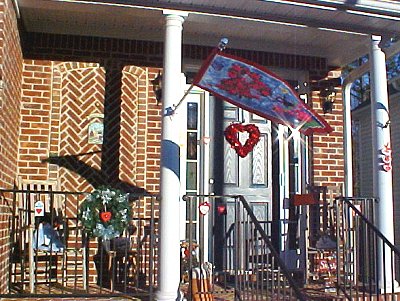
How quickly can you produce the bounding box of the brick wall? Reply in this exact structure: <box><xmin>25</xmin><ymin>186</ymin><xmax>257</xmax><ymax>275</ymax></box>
<box><xmin>0</xmin><ymin>0</ymin><xmax>23</xmax><ymax>293</ymax></box>
<box><xmin>20</xmin><ymin>60</ymin><xmax>161</xmax><ymax>194</ymax></box>
<box><xmin>310</xmin><ymin>71</ymin><xmax>345</xmax><ymax>190</ymax></box>
<box><xmin>0</xmin><ymin>0</ymin><xmax>23</xmax><ymax>187</ymax></box>
<box><xmin>19</xmin><ymin>60</ymin><xmax>53</xmax><ymax>181</ymax></box>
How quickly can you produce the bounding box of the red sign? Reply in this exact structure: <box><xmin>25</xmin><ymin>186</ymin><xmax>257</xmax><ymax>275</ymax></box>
<box><xmin>293</xmin><ymin>194</ymin><xmax>318</xmax><ymax>206</ymax></box>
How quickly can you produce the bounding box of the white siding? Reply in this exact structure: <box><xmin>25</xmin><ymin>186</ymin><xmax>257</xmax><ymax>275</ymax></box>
<box><xmin>352</xmin><ymin>91</ymin><xmax>400</xmax><ymax>244</ymax></box>
<box><xmin>352</xmin><ymin>105</ymin><xmax>373</xmax><ymax>198</ymax></box>
<box><xmin>389</xmin><ymin>92</ymin><xmax>400</xmax><ymax>244</ymax></box>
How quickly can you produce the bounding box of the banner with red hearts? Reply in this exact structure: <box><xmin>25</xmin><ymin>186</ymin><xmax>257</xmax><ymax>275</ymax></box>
<box><xmin>193</xmin><ymin>50</ymin><xmax>332</xmax><ymax>135</ymax></box>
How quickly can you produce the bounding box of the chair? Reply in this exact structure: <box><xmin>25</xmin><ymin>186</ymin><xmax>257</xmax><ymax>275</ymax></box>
<box><xmin>102</xmin><ymin>237</ymin><xmax>137</xmax><ymax>291</ymax></box>
<box><xmin>11</xmin><ymin>179</ymin><xmax>87</xmax><ymax>293</ymax></box>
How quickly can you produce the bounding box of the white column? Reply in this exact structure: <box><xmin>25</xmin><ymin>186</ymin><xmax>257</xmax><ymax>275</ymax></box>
<box><xmin>156</xmin><ymin>11</ymin><xmax>187</xmax><ymax>301</ymax></box>
<box><xmin>370</xmin><ymin>35</ymin><xmax>396</xmax><ymax>289</ymax></box>
<box><xmin>343</xmin><ymin>82</ymin><xmax>353</xmax><ymax>197</ymax></box>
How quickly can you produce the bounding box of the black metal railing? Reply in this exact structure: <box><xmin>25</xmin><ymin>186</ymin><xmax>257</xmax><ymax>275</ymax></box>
<box><xmin>335</xmin><ymin>196</ymin><xmax>400</xmax><ymax>300</ymax></box>
<box><xmin>183</xmin><ymin>194</ymin><xmax>306</xmax><ymax>301</ymax></box>
<box><xmin>0</xmin><ymin>188</ymin><xmax>159</xmax><ymax>299</ymax></box>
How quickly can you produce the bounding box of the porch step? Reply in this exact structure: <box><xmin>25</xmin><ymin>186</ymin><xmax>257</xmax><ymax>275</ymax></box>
<box><xmin>302</xmin><ymin>285</ymin><xmax>346</xmax><ymax>301</ymax></box>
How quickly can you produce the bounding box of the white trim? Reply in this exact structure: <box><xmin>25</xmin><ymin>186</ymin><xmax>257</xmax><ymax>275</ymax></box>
<box><xmin>31</xmin><ymin>0</ymin><xmax>400</xmax><ymax>35</ymax></box>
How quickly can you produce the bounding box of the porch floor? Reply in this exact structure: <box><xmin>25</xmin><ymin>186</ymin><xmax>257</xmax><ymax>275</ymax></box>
<box><xmin>3</xmin><ymin>281</ymin><xmax>346</xmax><ymax>300</ymax></box>
<box><xmin>2</xmin><ymin>283</ymin><xmax>147</xmax><ymax>300</ymax></box>
<box><xmin>4</xmin><ymin>281</ymin><xmax>396</xmax><ymax>300</ymax></box>
<box><xmin>0</xmin><ymin>296</ymin><xmax>141</xmax><ymax>301</ymax></box>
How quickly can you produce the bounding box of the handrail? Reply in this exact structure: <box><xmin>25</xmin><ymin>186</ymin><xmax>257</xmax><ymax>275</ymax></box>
<box><xmin>2</xmin><ymin>188</ymin><xmax>159</xmax><ymax>299</ymax></box>
<box><xmin>238</xmin><ymin>195</ymin><xmax>307</xmax><ymax>300</ymax></box>
<box><xmin>339</xmin><ymin>197</ymin><xmax>400</xmax><ymax>255</ymax></box>
<box><xmin>0</xmin><ymin>188</ymin><xmax>158</xmax><ymax>198</ymax></box>
<box><xmin>335</xmin><ymin>196</ymin><xmax>400</xmax><ymax>300</ymax></box>
<box><xmin>183</xmin><ymin>194</ymin><xmax>307</xmax><ymax>301</ymax></box>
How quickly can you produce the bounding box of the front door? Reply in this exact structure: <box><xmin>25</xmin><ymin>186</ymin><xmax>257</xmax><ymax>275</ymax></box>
<box><xmin>222</xmin><ymin>103</ymin><xmax>273</xmax><ymax>225</ymax></box>
<box><xmin>211</xmin><ymin>101</ymin><xmax>272</xmax><ymax>270</ymax></box>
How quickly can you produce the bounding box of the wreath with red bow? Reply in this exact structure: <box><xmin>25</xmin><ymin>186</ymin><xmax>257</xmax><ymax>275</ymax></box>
<box><xmin>224</xmin><ymin>123</ymin><xmax>261</xmax><ymax>158</ymax></box>
<box><xmin>78</xmin><ymin>186</ymin><xmax>132</xmax><ymax>240</ymax></box>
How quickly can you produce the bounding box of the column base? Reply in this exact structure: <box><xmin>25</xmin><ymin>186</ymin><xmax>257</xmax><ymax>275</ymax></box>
<box><xmin>156</xmin><ymin>290</ymin><xmax>180</xmax><ymax>301</ymax></box>
<box><xmin>379</xmin><ymin>280</ymin><xmax>400</xmax><ymax>293</ymax></box>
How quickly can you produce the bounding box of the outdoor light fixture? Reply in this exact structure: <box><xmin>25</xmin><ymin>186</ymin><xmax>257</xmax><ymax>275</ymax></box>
<box><xmin>152</xmin><ymin>71</ymin><xmax>162</xmax><ymax>104</ymax></box>
<box><xmin>309</xmin><ymin>77</ymin><xmax>341</xmax><ymax>115</ymax></box>
<box><xmin>319</xmin><ymin>86</ymin><xmax>336</xmax><ymax>114</ymax></box>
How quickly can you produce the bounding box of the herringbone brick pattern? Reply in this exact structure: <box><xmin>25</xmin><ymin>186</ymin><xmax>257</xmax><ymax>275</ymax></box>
<box><xmin>59</xmin><ymin>65</ymin><xmax>105</xmax><ymax>195</ymax></box>
<box><xmin>119</xmin><ymin>66</ymin><xmax>143</xmax><ymax>186</ymax></box>
<box><xmin>54</xmin><ymin>64</ymin><xmax>143</xmax><ymax>196</ymax></box>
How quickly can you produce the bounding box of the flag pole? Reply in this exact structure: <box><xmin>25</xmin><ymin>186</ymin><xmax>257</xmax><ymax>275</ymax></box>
<box><xmin>164</xmin><ymin>38</ymin><xmax>229</xmax><ymax>116</ymax></box>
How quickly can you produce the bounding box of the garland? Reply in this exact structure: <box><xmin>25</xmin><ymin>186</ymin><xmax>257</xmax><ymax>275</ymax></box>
<box><xmin>78</xmin><ymin>186</ymin><xmax>132</xmax><ymax>240</ymax></box>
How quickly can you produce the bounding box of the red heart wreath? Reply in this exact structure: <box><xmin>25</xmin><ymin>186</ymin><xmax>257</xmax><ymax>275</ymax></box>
<box><xmin>224</xmin><ymin>123</ymin><xmax>261</xmax><ymax>158</ymax></box>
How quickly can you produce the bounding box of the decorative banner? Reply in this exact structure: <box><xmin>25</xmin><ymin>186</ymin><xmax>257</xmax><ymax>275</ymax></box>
<box><xmin>199</xmin><ymin>201</ymin><xmax>211</xmax><ymax>215</ymax></box>
<box><xmin>34</xmin><ymin>200</ymin><xmax>45</xmax><ymax>217</ymax></box>
<box><xmin>193</xmin><ymin>50</ymin><xmax>332</xmax><ymax>135</ymax></box>
<box><xmin>224</xmin><ymin>123</ymin><xmax>260</xmax><ymax>158</ymax></box>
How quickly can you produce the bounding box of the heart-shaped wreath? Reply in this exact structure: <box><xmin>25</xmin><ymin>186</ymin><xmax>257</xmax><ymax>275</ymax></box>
<box><xmin>224</xmin><ymin>123</ymin><xmax>261</xmax><ymax>158</ymax></box>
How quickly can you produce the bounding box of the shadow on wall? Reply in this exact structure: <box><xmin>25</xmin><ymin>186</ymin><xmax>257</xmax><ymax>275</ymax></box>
<box><xmin>42</xmin><ymin>65</ymin><xmax>148</xmax><ymax>194</ymax></box>
<box><xmin>42</xmin><ymin>152</ymin><xmax>146</xmax><ymax>193</ymax></box>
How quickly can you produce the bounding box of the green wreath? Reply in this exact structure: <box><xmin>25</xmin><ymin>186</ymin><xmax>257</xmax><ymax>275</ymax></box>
<box><xmin>78</xmin><ymin>186</ymin><xmax>132</xmax><ymax>240</ymax></box>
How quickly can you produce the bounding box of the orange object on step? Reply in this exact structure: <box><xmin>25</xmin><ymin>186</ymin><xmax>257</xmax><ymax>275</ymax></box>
<box><xmin>191</xmin><ymin>267</ymin><xmax>214</xmax><ymax>301</ymax></box>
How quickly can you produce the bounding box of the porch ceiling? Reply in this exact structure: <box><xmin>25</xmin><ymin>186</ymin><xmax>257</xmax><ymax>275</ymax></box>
<box><xmin>16</xmin><ymin>0</ymin><xmax>400</xmax><ymax>67</ymax></box>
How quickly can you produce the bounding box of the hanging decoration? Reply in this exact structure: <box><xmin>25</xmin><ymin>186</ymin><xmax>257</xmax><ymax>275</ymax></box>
<box><xmin>78</xmin><ymin>186</ymin><xmax>132</xmax><ymax>240</ymax></box>
<box><xmin>381</xmin><ymin>143</ymin><xmax>392</xmax><ymax>172</ymax></box>
<box><xmin>224</xmin><ymin>123</ymin><xmax>261</xmax><ymax>158</ymax></box>
<box><xmin>199</xmin><ymin>201</ymin><xmax>211</xmax><ymax>215</ymax></box>
<box><xmin>193</xmin><ymin>49</ymin><xmax>332</xmax><ymax>134</ymax></box>
<box><xmin>217</xmin><ymin>204</ymin><xmax>227</xmax><ymax>215</ymax></box>
<box><xmin>34</xmin><ymin>200</ymin><xmax>45</xmax><ymax>217</ymax></box>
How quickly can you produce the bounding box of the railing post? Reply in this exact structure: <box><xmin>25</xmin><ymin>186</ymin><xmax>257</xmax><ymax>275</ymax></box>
<box><xmin>234</xmin><ymin>196</ymin><xmax>240</xmax><ymax>298</ymax></box>
<box><xmin>28</xmin><ymin>225</ymin><xmax>35</xmax><ymax>294</ymax></box>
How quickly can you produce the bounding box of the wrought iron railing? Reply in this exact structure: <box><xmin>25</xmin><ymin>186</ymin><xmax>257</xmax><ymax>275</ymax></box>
<box><xmin>335</xmin><ymin>196</ymin><xmax>400</xmax><ymax>300</ymax></box>
<box><xmin>0</xmin><ymin>188</ymin><xmax>159</xmax><ymax>299</ymax></box>
<box><xmin>183</xmin><ymin>194</ymin><xmax>306</xmax><ymax>301</ymax></box>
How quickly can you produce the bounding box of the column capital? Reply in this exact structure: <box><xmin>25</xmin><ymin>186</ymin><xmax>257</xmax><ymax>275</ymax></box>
<box><xmin>371</xmin><ymin>34</ymin><xmax>382</xmax><ymax>41</ymax></box>
<box><xmin>371</xmin><ymin>35</ymin><xmax>383</xmax><ymax>50</ymax></box>
<box><xmin>163</xmin><ymin>9</ymin><xmax>188</xmax><ymax>18</ymax></box>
